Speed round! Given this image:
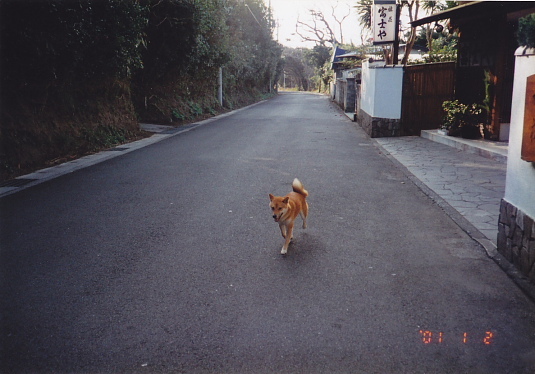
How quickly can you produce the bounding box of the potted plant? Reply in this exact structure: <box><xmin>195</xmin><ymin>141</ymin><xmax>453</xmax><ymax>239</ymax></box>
<box><xmin>441</xmin><ymin>100</ymin><xmax>483</xmax><ymax>139</ymax></box>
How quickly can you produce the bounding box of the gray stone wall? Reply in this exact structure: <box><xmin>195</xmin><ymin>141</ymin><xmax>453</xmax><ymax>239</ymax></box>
<box><xmin>498</xmin><ymin>199</ymin><xmax>535</xmax><ymax>282</ymax></box>
<box><xmin>355</xmin><ymin>84</ymin><xmax>361</xmax><ymax>116</ymax></box>
<box><xmin>358</xmin><ymin>109</ymin><xmax>401</xmax><ymax>138</ymax></box>
<box><xmin>335</xmin><ymin>79</ymin><xmax>345</xmax><ymax>108</ymax></box>
<box><xmin>344</xmin><ymin>78</ymin><xmax>356</xmax><ymax>113</ymax></box>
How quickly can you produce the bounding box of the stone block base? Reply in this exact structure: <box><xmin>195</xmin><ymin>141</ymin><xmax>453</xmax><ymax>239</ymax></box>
<box><xmin>358</xmin><ymin>109</ymin><xmax>400</xmax><ymax>138</ymax></box>
<box><xmin>498</xmin><ymin>199</ymin><xmax>535</xmax><ymax>283</ymax></box>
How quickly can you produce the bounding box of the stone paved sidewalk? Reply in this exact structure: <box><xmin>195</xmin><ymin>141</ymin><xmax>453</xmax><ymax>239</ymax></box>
<box><xmin>375</xmin><ymin>136</ymin><xmax>507</xmax><ymax>245</ymax></box>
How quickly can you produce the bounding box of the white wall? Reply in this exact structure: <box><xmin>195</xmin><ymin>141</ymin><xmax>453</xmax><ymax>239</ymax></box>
<box><xmin>504</xmin><ymin>47</ymin><xmax>535</xmax><ymax>219</ymax></box>
<box><xmin>360</xmin><ymin>60</ymin><xmax>375</xmax><ymax>116</ymax></box>
<box><xmin>360</xmin><ymin>61</ymin><xmax>404</xmax><ymax>119</ymax></box>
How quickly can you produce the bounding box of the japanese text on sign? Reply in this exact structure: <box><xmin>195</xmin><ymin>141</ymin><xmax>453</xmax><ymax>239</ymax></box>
<box><xmin>372</xmin><ymin>2</ymin><xmax>397</xmax><ymax>44</ymax></box>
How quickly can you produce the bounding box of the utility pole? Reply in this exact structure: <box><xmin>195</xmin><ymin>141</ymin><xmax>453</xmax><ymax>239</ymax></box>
<box><xmin>218</xmin><ymin>67</ymin><xmax>223</xmax><ymax>106</ymax></box>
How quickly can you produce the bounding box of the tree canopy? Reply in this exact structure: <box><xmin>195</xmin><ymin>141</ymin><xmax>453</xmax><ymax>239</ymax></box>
<box><xmin>0</xmin><ymin>0</ymin><xmax>283</xmax><ymax>179</ymax></box>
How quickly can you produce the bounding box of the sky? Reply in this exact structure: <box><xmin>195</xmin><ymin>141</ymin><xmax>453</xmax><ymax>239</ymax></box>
<box><xmin>267</xmin><ymin>0</ymin><xmax>365</xmax><ymax>48</ymax></box>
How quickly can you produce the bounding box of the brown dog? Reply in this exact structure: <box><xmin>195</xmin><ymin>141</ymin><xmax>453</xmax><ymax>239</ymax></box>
<box><xmin>269</xmin><ymin>178</ymin><xmax>309</xmax><ymax>254</ymax></box>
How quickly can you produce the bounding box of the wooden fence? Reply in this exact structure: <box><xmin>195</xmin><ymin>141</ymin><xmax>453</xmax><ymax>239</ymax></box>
<box><xmin>401</xmin><ymin>62</ymin><xmax>456</xmax><ymax>135</ymax></box>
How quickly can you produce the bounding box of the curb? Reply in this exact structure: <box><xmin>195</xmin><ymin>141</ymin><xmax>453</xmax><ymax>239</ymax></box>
<box><xmin>421</xmin><ymin>129</ymin><xmax>508</xmax><ymax>163</ymax></box>
<box><xmin>0</xmin><ymin>99</ymin><xmax>268</xmax><ymax>199</ymax></box>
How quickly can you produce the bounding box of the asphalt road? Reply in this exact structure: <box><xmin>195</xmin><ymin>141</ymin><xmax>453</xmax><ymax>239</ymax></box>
<box><xmin>1</xmin><ymin>92</ymin><xmax>535</xmax><ymax>373</ymax></box>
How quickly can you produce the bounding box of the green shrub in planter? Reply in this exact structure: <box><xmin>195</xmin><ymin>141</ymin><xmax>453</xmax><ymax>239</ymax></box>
<box><xmin>441</xmin><ymin>100</ymin><xmax>483</xmax><ymax>139</ymax></box>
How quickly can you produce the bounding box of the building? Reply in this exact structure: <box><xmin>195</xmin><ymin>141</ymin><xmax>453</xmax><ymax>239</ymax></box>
<box><xmin>412</xmin><ymin>1</ymin><xmax>535</xmax><ymax>140</ymax></box>
<box><xmin>414</xmin><ymin>1</ymin><xmax>535</xmax><ymax>284</ymax></box>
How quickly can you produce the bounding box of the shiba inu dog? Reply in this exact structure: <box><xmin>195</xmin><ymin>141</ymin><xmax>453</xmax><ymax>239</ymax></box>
<box><xmin>269</xmin><ymin>178</ymin><xmax>309</xmax><ymax>254</ymax></box>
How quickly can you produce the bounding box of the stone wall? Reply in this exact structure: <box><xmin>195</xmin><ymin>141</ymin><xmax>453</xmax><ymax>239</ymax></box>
<box><xmin>335</xmin><ymin>79</ymin><xmax>345</xmax><ymax>108</ymax></box>
<box><xmin>334</xmin><ymin>78</ymin><xmax>357</xmax><ymax>113</ymax></box>
<box><xmin>498</xmin><ymin>199</ymin><xmax>535</xmax><ymax>282</ymax></box>
<box><xmin>358</xmin><ymin>109</ymin><xmax>401</xmax><ymax>138</ymax></box>
<box><xmin>355</xmin><ymin>84</ymin><xmax>361</xmax><ymax>116</ymax></box>
<box><xmin>343</xmin><ymin>78</ymin><xmax>356</xmax><ymax>113</ymax></box>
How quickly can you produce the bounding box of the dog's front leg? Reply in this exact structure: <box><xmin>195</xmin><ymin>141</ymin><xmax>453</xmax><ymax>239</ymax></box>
<box><xmin>281</xmin><ymin>223</ymin><xmax>294</xmax><ymax>255</ymax></box>
<box><xmin>279</xmin><ymin>224</ymin><xmax>287</xmax><ymax>239</ymax></box>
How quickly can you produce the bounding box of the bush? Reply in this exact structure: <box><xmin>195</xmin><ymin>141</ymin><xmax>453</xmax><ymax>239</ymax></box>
<box><xmin>518</xmin><ymin>14</ymin><xmax>535</xmax><ymax>48</ymax></box>
<box><xmin>1</xmin><ymin>0</ymin><xmax>147</xmax><ymax>86</ymax></box>
<box><xmin>0</xmin><ymin>0</ymin><xmax>283</xmax><ymax>180</ymax></box>
<box><xmin>442</xmin><ymin>100</ymin><xmax>483</xmax><ymax>138</ymax></box>
<box><xmin>133</xmin><ymin>0</ymin><xmax>282</xmax><ymax>123</ymax></box>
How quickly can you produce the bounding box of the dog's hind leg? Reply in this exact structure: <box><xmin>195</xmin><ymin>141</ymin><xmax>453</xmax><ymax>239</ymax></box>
<box><xmin>300</xmin><ymin>202</ymin><xmax>308</xmax><ymax>229</ymax></box>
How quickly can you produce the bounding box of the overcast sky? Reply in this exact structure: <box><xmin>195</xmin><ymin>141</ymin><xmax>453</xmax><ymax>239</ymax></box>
<box><xmin>268</xmin><ymin>0</ymin><xmax>365</xmax><ymax>48</ymax></box>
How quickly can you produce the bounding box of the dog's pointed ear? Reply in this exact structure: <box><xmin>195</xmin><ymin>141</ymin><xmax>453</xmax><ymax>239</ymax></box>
<box><xmin>269</xmin><ymin>193</ymin><xmax>275</xmax><ymax>201</ymax></box>
<box><xmin>282</xmin><ymin>197</ymin><xmax>289</xmax><ymax>204</ymax></box>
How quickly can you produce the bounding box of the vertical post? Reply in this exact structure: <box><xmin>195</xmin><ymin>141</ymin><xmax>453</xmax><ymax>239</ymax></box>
<box><xmin>393</xmin><ymin>4</ymin><xmax>400</xmax><ymax>65</ymax></box>
<box><xmin>218</xmin><ymin>67</ymin><xmax>223</xmax><ymax>107</ymax></box>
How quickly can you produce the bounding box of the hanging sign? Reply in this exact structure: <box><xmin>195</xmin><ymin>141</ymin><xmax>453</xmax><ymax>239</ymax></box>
<box><xmin>372</xmin><ymin>0</ymin><xmax>398</xmax><ymax>45</ymax></box>
<box><xmin>521</xmin><ymin>74</ymin><xmax>535</xmax><ymax>162</ymax></box>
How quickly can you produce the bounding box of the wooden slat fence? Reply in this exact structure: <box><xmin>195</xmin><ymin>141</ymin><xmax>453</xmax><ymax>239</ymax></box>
<box><xmin>401</xmin><ymin>62</ymin><xmax>456</xmax><ymax>136</ymax></box>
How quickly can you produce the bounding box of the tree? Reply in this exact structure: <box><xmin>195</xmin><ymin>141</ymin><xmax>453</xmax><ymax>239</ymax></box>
<box><xmin>399</xmin><ymin>0</ymin><xmax>420</xmax><ymax>65</ymax></box>
<box><xmin>400</xmin><ymin>1</ymin><xmax>457</xmax><ymax>63</ymax></box>
<box><xmin>518</xmin><ymin>13</ymin><xmax>535</xmax><ymax>48</ymax></box>
<box><xmin>295</xmin><ymin>2</ymin><xmax>352</xmax><ymax>46</ymax></box>
<box><xmin>354</xmin><ymin>0</ymin><xmax>372</xmax><ymax>43</ymax></box>
<box><xmin>225</xmin><ymin>0</ymin><xmax>282</xmax><ymax>96</ymax></box>
<box><xmin>305</xmin><ymin>45</ymin><xmax>332</xmax><ymax>70</ymax></box>
<box><xmin>0</xmin><ymin>0</ymin><xmax>149</xmax><ymax>178</ymax></box>
<box><xmin>280</xmin><ymin>48</ymin><xmax>312</xmax><ymax>91</ymax></box>
<box><xmin>279</xmin><ymin>45</ymin><xmax>335</xmax><ymax>93</ymax></box>
<box><xmin>355</xmin><ymin>0</ymin><xmax>457</xmax><ymax>65</ymax></box>
<box><xmin>305</xmin><ymin>45</ymin><xmax>333</xmax><ymax>92</ymax></box>
<box><xmin>133</xmin><ymin>0</ymin><xmax>283</xmax><ymax>120</ymax></box>
<box><xmin>0</xmin><ymin>0</ymin><xmax>284</xmax><ymax>178</ymax></box>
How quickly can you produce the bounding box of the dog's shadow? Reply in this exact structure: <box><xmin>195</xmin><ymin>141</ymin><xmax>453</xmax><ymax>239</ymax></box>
<box><xmin>276</xmin><ymin>230</ymin><xmax>325</xmax><ymax>261</ymax></box>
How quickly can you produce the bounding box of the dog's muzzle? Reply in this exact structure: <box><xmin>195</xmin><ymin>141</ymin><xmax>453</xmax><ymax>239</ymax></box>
<box><xmin>273</xmin><ymin>214</ymin><xmax>280</xmax><ymax>222</ymax></box>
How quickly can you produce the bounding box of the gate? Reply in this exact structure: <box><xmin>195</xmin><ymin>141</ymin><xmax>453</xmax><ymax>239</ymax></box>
<box><xmin>401</xmin><ymin>62</ymin><xmax>456</xmax><ymax>135</ymax></box>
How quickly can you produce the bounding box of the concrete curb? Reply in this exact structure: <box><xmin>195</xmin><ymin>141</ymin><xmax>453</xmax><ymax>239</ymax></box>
<box><xmin>0</xmin><ymin>100</ymin><xmax>268</xmax><ymax>199</ymax></box>
<box><xmin>421</xmin><ymin>129</ymin><xmax>508</xmax><ymax>163</ymax></box>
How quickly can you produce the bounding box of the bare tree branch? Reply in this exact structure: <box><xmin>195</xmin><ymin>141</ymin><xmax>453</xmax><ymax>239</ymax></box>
<box><xmin>312</xmin><ymin>10</ymin><xmax>337</xmax><ymax>44</ymax></box>
<box><xmin>401</xmin><ymin>0</ymin><xmax>420</xmax><ymax>65</ymax></box>
<box><xmin>295</xmin><ymin>4</ymin><xmax>349</xmax><ymax>46</ymax></box>
<box><xmin>331</xmin><ymin>2</ymin><xmax>351</xmax><ymax>44</ymax></box>
<box><xmin>296</xmin><ymin>15</ymin><xmax>328</xmax><ymax>45</ymax></box>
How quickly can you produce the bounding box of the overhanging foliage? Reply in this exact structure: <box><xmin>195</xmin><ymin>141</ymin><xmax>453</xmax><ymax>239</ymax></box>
<box><xmin>0</xmin><ymin>0</ymin><xmax>283</xmax><ymax>180</ymax></box>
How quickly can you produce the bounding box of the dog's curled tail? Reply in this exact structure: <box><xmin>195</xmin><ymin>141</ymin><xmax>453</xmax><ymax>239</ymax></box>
<box><xmin>292</xmin><ymin>178</ymin><xmax>308</xmax><ymax>197</ymax></box>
